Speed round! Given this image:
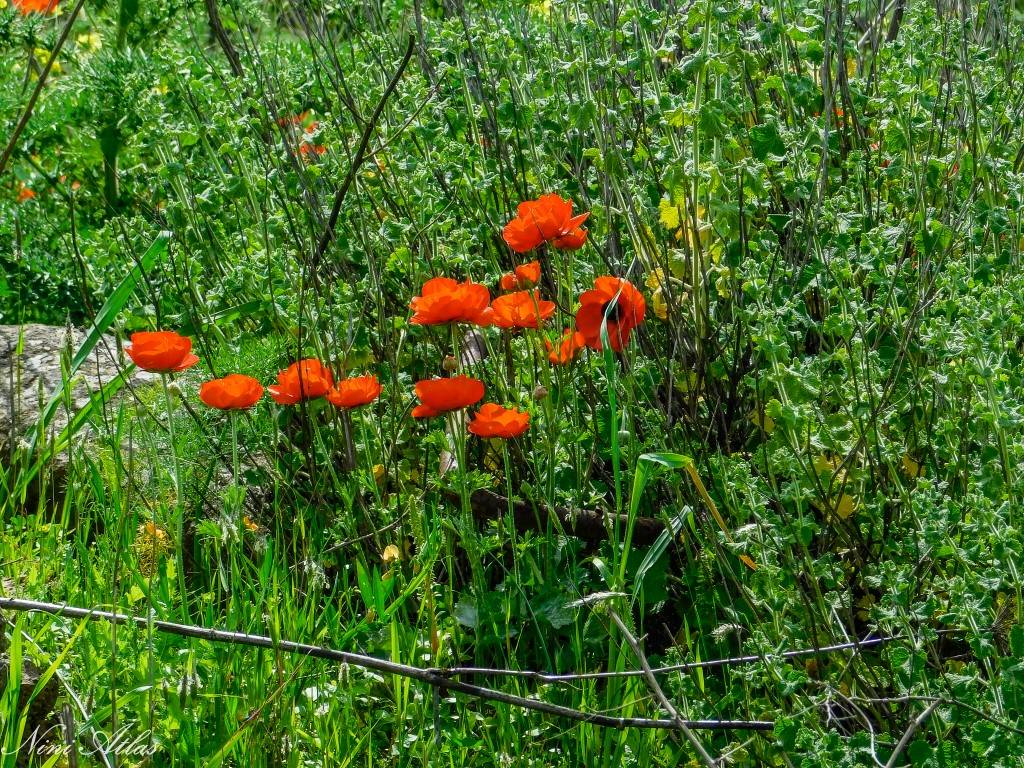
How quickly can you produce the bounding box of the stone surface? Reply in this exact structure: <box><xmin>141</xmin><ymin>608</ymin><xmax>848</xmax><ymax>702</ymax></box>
<box><xmin>0</xmin><ymin>324</ymin><xmax>156</xmax><ymax>453</ymax></box>
<box><xmin>0</xmin><ymin>654</ymin><xmax>61</xmax><ymax>763</ymax></box>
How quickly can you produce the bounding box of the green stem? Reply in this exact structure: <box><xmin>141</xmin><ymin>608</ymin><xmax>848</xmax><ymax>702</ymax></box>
<box><xmin>231</xmin><ymin>411</ymin><xmax>241</xmax><ymax>533</ymax></box>
<box><xmin>162</xmin><ymin>374</ymin><xmax>189</xmax><ymax>621</ymax></box>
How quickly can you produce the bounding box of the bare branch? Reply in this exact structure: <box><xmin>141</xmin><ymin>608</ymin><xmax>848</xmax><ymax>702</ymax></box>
<box><xmin>0</xmin><ymin>0</ymin><xmax>88</xmax><ymax>178</ymax></box>
<box><xmin>454</xmin><ymin>488</ymin><xmax>668</xmax><ymax>547</ymax></box>
<box><xmin>314</xmin><ymin>35</ymin><xmax>416</xmax><ymax>267</ymax></box>
<box><xmin>0</xmin><ymin>597</ymin><xmax>774</xmax><ymax>733</ymax></box>
<box><xmin>609</xmin><ymin>610</ymin><xmax>719</xmax><ymax>767</ymax></box>
<box><xmin>440</xmin><ymin>635</ymin><xmax>892</xmax><ymax>682</ymax></box>
<box><xmin>884</xmin><ymin>699</ymin><xmax>941</xmax><ymax>768</ymax></box>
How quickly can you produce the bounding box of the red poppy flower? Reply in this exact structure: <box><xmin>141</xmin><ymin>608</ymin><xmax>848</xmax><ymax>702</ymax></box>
<box><xmin>326</xmin><ymin>375</ymin><xmax>382</xmax><ymax>409</ymax></box>
<box><xmin>489</xmin><ymin>290</ymin><xmax>556</xmax><ymax>330</ymax></box>
<box><xmin>16</xmin><ymin>185</ymin><xmax>35</xmax><ymax>203</ymax></box>
<box><xmin>502</xmin><ymin>194</ymin><xmax>590</xmax><ymax>253</ymax></box>
<box><xmin>467</xmin><ymin>403</ymin><xmax>529</xmax><ymax>438</ymax></box>
<box><xmin>410</xmin><ymin>277</ymin><xmax>491</xmax><ymax>326</ymax></box>
<box><xmin>199</xmin><ymin>374</ymin><xmax>264</xmax><ymax>410</ymax></box>
<box><xmin>412</xmin><ymin>375</ymin><xmax>484</xmax><ymax>419</ymax></box>
<box><xmin>553</xmin><ymin>227</ymin><xmax>587</xmax><ymax>250</ymax></box>
<box><xmin>499</xmin><ymin>260</ymin><xmax>541</xmax><ymax>291</ymax></box>
<box><xmin>278</xmin><ymin>111</ymin><xmax>311</xmax><ymax>127</ymax></box>
<box><xmin>13</xmin><ymin>0</ymin><xmax>58</xmax><ymax>13</ymax></box>
<box><xmin>299</xmin><ymin>140</ymin><xmax>326</xmax><ymax>158</ymax></box>
<box><xmin>125</xmin><ymin>331</ymin><xmax>200</xmax><ymax>373</ymax></box>
<box><xmin>546</xmin><ymin>328</ymin><xmax>586</xmax><ymax>365</ymax></box>
<box><xmin>298</xmin><ymin>121</ymin><xmax>327</xmax><ymax>159</ymax></box>
<box><xmin>268</xmin><ymin>359</ymin><xmax>334</xmax><ymax>405</ymax></box>
<box><xmin>574</xmin><ymin>276</ymin><xmax>646</xmax><ymax>352</ymax></box>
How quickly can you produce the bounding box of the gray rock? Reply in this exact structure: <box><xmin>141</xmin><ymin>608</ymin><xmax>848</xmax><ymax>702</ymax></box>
<box><xmin>0</xmin><ymin>323</ymin><xmax>157</xmax><ymax>455</ymax></box>
<box><xmin>0</xmin><ymin>654</ymin><xmax>61</xmax><ymax>765</ymax></box>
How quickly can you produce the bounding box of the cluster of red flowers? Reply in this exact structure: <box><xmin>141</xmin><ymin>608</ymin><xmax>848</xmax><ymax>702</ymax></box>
<box><xmin>124</xmin><ymin>333</ymin><xmax>382</xmax><ymax>412</ymax></box>
<box><xmin>123</xmin><ymin>193</ymin><xmax>645</xmax><ymax>442</ymax></box>
<box><xmin>502</xmin><ymin>193</ymin><xmax>589</xmax><ymax>253</ymax></box>
<box><xmin>411</xmin><ymin>193</ymin><xmax>646</xmax><ymax>359</ymax></box>
<box><xmin>279</xmin><ymin>111</ymin><xmax>326</xmax><ymax>159</ymax></box>
<box><xmin>124</xmin><ymin>332</ymin><xmax>528</xmax><ymax>438</ymax></box>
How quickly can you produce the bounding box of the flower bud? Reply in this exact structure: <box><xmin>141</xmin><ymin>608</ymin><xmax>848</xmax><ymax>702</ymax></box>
<box><xmin>442</xmin><ymin>355</ymin><xmax>459</xmax><ymax>372</ymax></box>
<box><xmin>533</xmin><ymin>385</ymin><xmax>548</xmax><ymax>401</ymax></box>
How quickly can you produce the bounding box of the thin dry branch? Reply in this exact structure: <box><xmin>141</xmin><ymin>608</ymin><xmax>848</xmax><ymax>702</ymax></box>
<box><xmin>0</xmin><ymin>597</ymin><xmax>773</xmax><ymax>733</ymax></box>
<box><xmin>884</xmin><ymin>699</ymin><xmax>941</xmax><ymax>768</ymax></box>
<box><xmin>454</xmin><ymin>488</ymin><xmax>667</xmax><ymax>547</ymax></box>
<box><xmin>0</xmin><ymin>0</ymin><xmax>88</xmax><ymax>178</ymax></box>
<box><xmin>610</xmin><ymin>610</ymin><xmax>719</xmax><ymax>768</ymax></box>
<box><xmin>439</xmin><ymin>635</ymin><xmax>892</xmax><ymax>682</ymax></box>
<box><xmin>314</xmin><ymin>35</ymin><xmax>416</xmax><ymax>266</ymax></box>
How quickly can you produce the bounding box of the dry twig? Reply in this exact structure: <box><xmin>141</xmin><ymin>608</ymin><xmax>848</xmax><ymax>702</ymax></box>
<box><xmin>0</xmin><ymin>597</ymin><xmax>773</xmax><ymax>733</ymax></box>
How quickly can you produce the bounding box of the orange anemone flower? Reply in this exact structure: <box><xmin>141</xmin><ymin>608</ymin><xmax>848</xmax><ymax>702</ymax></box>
<box><xmin>199</xmin><ymin>374</ymin><xmax>264</xmax><ymax>410</ymax></box>
<box><xmin>546</xmin><ymin>328</ymin><xmax>586</xmax><ymax>365</ymax></box>
<box><xmin>409</xmin><ymin>277</ymin><xmax>491</xmax><ymax>326</ymax></box>
<box><xmin>327</xmin><ymin>375</ymin><xmax>382</xmax><ymax>409</ymax></box>
<box><xmin>574</xmin><ymin>276</ymin><xmax>647</xmax><ymax>352</ymax></box>
<box><xmin>125</xmin><ymin>331</ymin><xmax>200</xmax><ymax>373</ymax></box>
<box><xmin>268</xmin><ymin>359</ymin><xmax>334</xmax><ymax>405</ymax></box>
<box><xmin>499</xmin><ymin>260</ymin><xmax>541</xmax><ymax>291</ymax></box>
<box><xmin>277</xmin><ymin>111</ymin><xmax>311</xmax><ymax>127</ymax></box>
<box><xmin>299</xmin><ymin>141</ymin><xmax>327</xmax><ymax>158</ymax></box>
<box><xmin>16</xmin><ymin>185</ymin><xmax>35</xmax><ymax>203</ymax></box>
<box><xmin>13</xmin><ymin>0</ymin><xmax>58</xmax><ymax>13</ymax></box>
<box><xmin>298</xmin><ymin>122</ymin><xmax>326</xmax><ymax>158</ymax></box>
<box><xmin>502</xmin><ymin>194</ymin><xmax>590</xmax><ymax>253</ymax></box>
<box><xmin>467</xmin><ymin>403</ymin><xmax>529</xmax><ymax>438</ymax></box>
<box><xmin>489</xmin><ymin>290</ymin><xmax>556</xmax><ymax>330</ymax></box>
<box><xmin>412</xmin><ymin>375</ymin><xmax>484</xmax><ymax>419</ymax></box>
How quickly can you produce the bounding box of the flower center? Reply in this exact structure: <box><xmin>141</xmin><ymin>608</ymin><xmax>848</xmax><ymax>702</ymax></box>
<box><xmin>602</xmin><ymin>299</ymin><xmax>624</xmax><ymax>324</ymax></box>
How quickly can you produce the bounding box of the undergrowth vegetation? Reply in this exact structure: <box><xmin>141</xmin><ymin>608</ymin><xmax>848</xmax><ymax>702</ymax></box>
<box><xmin>2</xmin><ymin>0</ymin><xmax>1024</xmax><ymax>765</ymax></box>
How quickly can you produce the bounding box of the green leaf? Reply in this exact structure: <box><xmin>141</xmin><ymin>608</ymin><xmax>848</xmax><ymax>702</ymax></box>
<box><xmin>749</xmin><ymin>123</ymin><xmax>786</xmax><ymax>160</ymax></box>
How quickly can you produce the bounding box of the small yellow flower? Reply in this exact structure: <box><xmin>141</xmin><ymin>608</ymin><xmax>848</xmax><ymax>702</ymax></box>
<box><xmin>901</xmin><ymin>454</ymin><xmax>925</xmax><ymax>478</ymax></box>
<box><xmin>652</xmin><ymin>289</ymin><xmax>669</xmax><ymax>320</ymax></box>
<box><xmin>35</xmin><ymin>49</ymin><xmax>61</xmax><ymax>75</ymax></box>
<box><xmin>372</xmin><ymin>464</ymin><xmax>386</xmax><ymax>485</ymax></box>
<box><xmin>133</xmin><ymin>521</ymin><xmax>173</xmax><ymax>577</ymax></box>
<box><xmin>659</xmin><ymin>201</ymin><xmax>712</xmax><ymax>250</ymax></box>
<box><xmin>646</xmin><ymin>267</ymin><xmax>688</xmax><ymax>320</ymax></box>
<box><xmin>528</xmin><ymin>0</ymin><xmax>551</xmax><ymax>16</ymax></box>
<box><xmin>834</xmin><ymin>494</ymin><xmax>857</xmax><ymax>519</ymax></box>
<box><xmin>813</xmin><ymin>454</ymin><xmax>841</xmax><ymax>476</ymax></box>
<box><xmin>814</xmin><ymin>493</ymin><xmax>857</xmax><ymax>521</ymax></box>
<box><xmin>382</xmin><ymin>544</ymin><xmax>401</xmax><ymax>565</ymax></box>
<box><xmin>76</xmin><ymin>32</ymin><xmax>102</xmax><ymax>51</ymax></box>
<box><xmin>749</xmin><ymin>409</ymin><xmax>775</xmax><ymax>434</ymax></box>
<box><xmin>645</xmin><ymin>267</ymin><xmax>667</xmax><ymax>292</ymax></box>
